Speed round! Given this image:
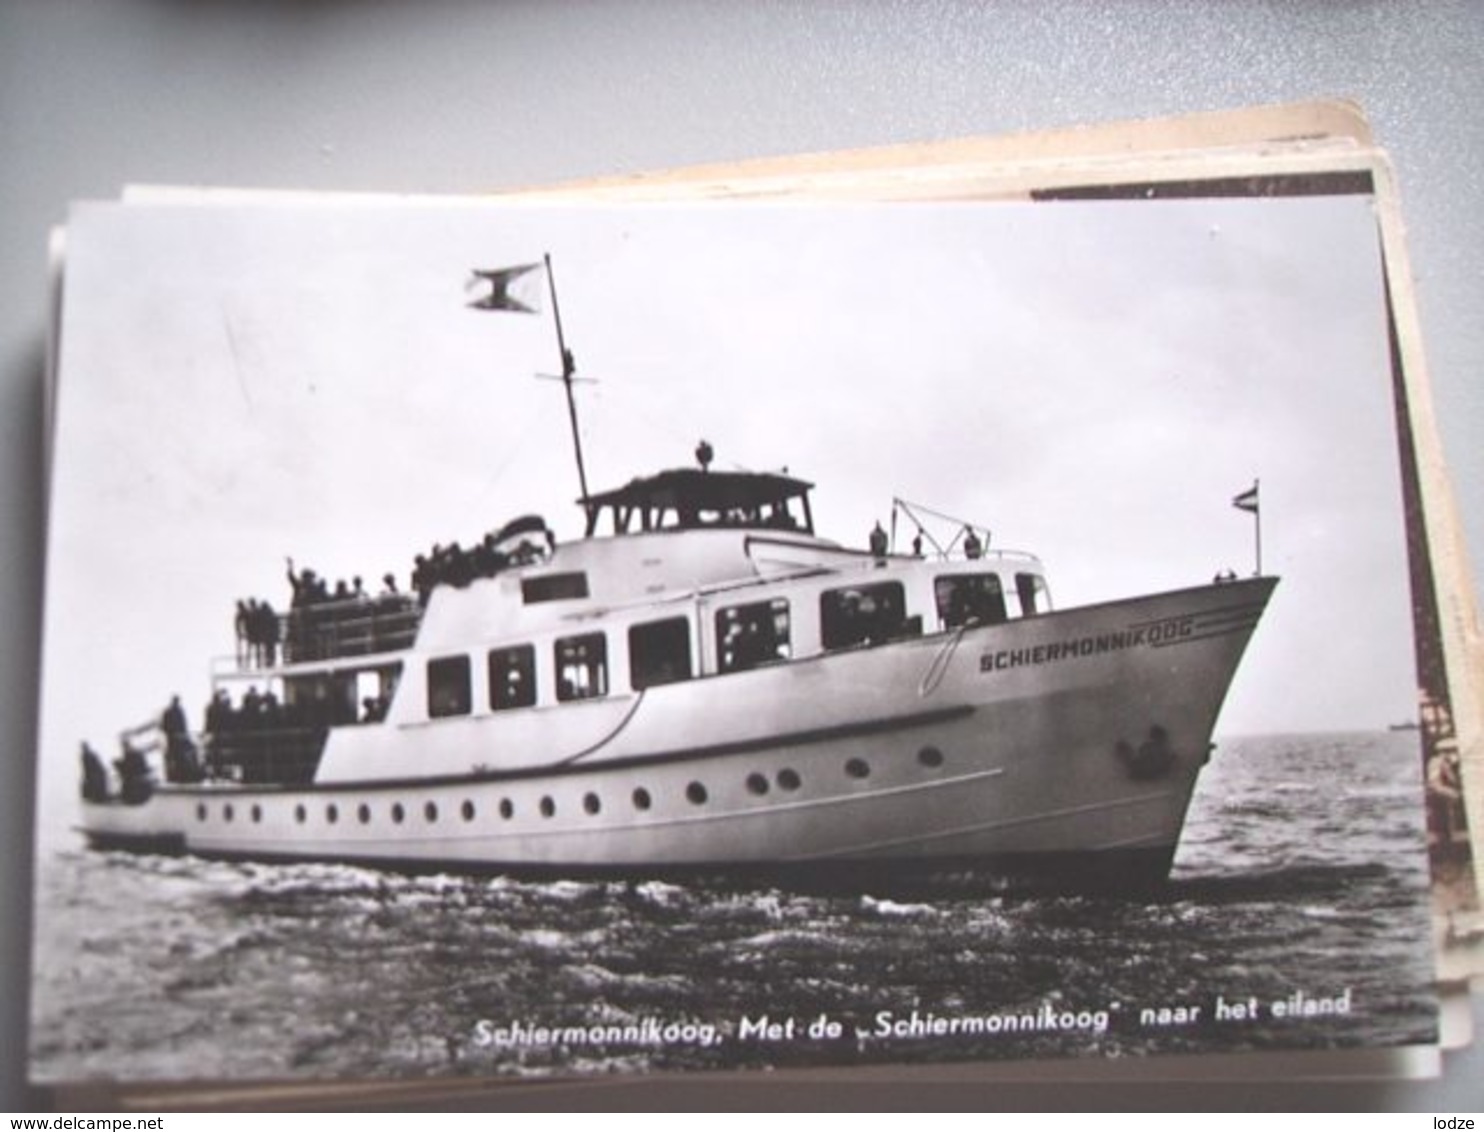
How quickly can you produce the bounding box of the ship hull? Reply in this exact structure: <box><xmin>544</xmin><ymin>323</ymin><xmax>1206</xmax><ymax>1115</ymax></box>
<box><xmin>80</xmin><ymin>577</ymin><xmax>1275</xmax><ymax>890</ymax></box>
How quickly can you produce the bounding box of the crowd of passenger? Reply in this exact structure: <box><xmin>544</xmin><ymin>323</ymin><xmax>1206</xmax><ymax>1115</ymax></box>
<box><xmin>80</xmin><ymin>680</ymin><xmax>395</xmax><ymax>799</ymax></box>
<box><xmin>231</xmin><ymin>560</ymin><xmax>418</xmax><ymax>669</ymax></box>
<box><xmin>201</xmin><ymin>684</ymin><xmax>345</xmax><ymax>784</ymax></box>
<box><xmin>80</xmin><ymin>694</ymin><xmax>206</xmax><ymax>802</ymax></box>
<box><xmin>232</xmin><ymin>523</ymin><xmax>553</xmax><ymax>671</ymax></box>
<box><xmin>410</xmin><ymin>520</ymin><xmax>554</xmax><ymax>601</ymax></box>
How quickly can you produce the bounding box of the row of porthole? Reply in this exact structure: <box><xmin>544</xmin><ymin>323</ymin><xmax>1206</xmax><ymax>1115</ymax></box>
<box><xmin>193</xmin><ymin>745</ymin><xmax>948</xmax><ymax>827</ymax></box>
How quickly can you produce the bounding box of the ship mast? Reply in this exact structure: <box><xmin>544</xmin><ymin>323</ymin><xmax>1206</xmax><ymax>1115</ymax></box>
<box><xmin>542</xmin><ymin>253</ymin><xmax>591</xmax><ymax>503</ymax></box>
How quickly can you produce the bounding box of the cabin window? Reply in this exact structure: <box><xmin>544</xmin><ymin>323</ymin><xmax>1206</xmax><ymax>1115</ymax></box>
<box><xmin>522</xmin><ymin>572</ymin><xmax>590</xmax><ymax>604</ymax></box>
<box><xmin>1016</xmin><ymin>573</ymin><xmax>1050</xmax><ymax>617</ymax></box>
<box><xmin>353</xmin><ymin>665</ymin><xmax>398</xmax><ymax>724</ymax></box>
<box><xmin>629</xmin><ymin>617</ymin><xmax>693</xmax><ymax>690</ymax></box>
<box><xmin>488</xmin><ymin>644</ymin><xmax>536</xmax><ymax>710</ymax></box>
<box><xmin>716</xmin><ymin>598</ymin><xmax>791</xmax><ymax>673</ymax></box>
<box><xmin>761</xmin><ymin>499</ymin><xmax>803</xmax><ymax>530</ymax></box>
<box><xmin>935</xmin><ymin>574</ymin><xmax>1008</xmax><ymax>629</ymax></box>
<box><xmin>820</xmin><ymin>581</ymin><xmax>908</xmax><ymax>650</ymax></box>
<box><xmin>555</xmin><ymin>633</ymin><xmax>608</xmax><ymax>701</ymax></box>
<box><xmin>427</xmin><ymin>655</ymin><xmax>472</xmax><ymax>718</ymax></box>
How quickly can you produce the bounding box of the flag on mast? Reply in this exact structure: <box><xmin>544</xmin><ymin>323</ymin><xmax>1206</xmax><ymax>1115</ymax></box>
<box><xmin>467</xmin><ymin>263</ymin><xmax>544</xmax><ymax>313</ymax></box>
<box><xmin>1232</xmin><ymin>483</ymin><xmax>1260</xmax><ymax>514</ymax></box>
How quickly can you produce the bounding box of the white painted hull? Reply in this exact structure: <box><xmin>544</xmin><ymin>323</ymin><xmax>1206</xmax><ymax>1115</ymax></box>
<box><xmin>81</xmin><ymin>577</ymin><xmax>1275</xmax><ymax>888</ymax></box>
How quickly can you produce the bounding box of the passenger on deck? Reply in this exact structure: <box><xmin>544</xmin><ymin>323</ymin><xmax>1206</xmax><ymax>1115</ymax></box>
<box><xmin>247</xmin><ymin>599</ymin><xmax>279</xmax><ymax>667</ymax></box>
<box><xmin>285</xmin><ymin>557</ymin><xmax>316</xmax><ymax>606</ymax></box>
<box><xmin>962</xmin><ymin>526</ymin><xmax>983</xmax><ymax>560</ymax></box>
<box><xmin>161</xmin><ymin>694</ymin><xmax>204</xmax><ymax>784</ymax></box>
<box><xmin>203</xmin><ymin>688</ymin><xmax>231</xmax><ymax>774</ymax></box>
<box><xmin>234</xmin><ymin>600</ymin><xmax>251</xmax><ymax>666</ymax></box>
<box><xmin>869</xmin><ymin>521</ymin><xmax>888</xmax><ymax>562</ymax></box>
<box><xmin>115</xmin><ymin>739</ymin><xmax>154</xmax><ymax>804</ymax></box>
<box><xmin>80</xmin><ymin>742</ymin><xmax>109</xmax><ymax>802</ymax></box>
<box><xmin>412</xmin><ymin>554</ymin><xmax>433</xmax><ymax>604</ymax></box>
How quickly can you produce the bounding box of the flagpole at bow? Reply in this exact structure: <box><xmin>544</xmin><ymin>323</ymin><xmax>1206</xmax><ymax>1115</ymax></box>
<box><xmin>1232</xmin><ymin>480</ymin><xmax>1261</xmax><ymax>576</ymax></box>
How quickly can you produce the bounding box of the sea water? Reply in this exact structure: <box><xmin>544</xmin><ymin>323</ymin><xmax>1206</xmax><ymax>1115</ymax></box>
<box><xmin>28</xmin><ymin>731</ymin><xmax>1437</xmax><ymax>1082</ymax></box>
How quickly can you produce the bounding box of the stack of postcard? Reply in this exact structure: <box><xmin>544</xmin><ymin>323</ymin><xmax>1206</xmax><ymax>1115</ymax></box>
<box><xmin>28</xmin><ymin>102</ymin><xmax>1482</xmax><ymax>1108</ymax></box>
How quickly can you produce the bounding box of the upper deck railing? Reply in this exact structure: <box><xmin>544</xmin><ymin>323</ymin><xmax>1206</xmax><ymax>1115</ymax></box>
<box><xmin>229</xmin><ymin>594</ymin><xmax>422</xmax><ymax>673</ymax></box>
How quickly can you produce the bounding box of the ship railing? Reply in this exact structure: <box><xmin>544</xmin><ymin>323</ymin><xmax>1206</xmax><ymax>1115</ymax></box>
<box><xmin>101</xmin><ymin>723</ymin><xmax>325</xmax><ymax>792</ymax></box>
<box><xmin>232</xmin><ymin>595</ymin><xmax>421</xmax><ymax>671</ymax></box>
<box><xmin>201</xmin><ymin>724</ymin><xmax>328</xmax><ymax>787</ymax></box>
<box><xmin>943</xmin><ymin>547</ymin><xmax>1042</xmax><ymax>567</ymax></box>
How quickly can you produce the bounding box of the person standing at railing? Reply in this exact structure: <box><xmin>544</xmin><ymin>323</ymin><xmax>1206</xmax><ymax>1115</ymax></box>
<box><xmin>234</xmin><ymin>600</ymin><xmax>251</xmax><ymax>667</ymax></box>
<box><xmin>250</xmin><ymin>598</ymin><xmax>279</xmax><ymax>667</ymax></box>
<box><xmin>161</xmin><ymin>694</ymin><xmax>204</xmax><ymax>784</ymax></box>
<box><xmin>962</xmin><ymin>526</ymin><xmax>983</xmax><ymax>560</ymax></box>
<box><xmin>80</xmin><ymin>742</ymin><xmax>109</xmax><ymax>802</ymax></box>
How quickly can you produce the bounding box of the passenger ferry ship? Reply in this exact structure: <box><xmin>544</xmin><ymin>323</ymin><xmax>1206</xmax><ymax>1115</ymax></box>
<box><xmin>77</xmin><ymin>453</ymin><xmax>1276</xmax><ymax>889</ymax></box>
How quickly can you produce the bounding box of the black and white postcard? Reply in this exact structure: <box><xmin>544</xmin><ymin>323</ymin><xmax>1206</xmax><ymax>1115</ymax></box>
<box><xmin>31</xmin><ymin>194</ymin><xmax>1439</xmax><ymax>1086</ymax></box>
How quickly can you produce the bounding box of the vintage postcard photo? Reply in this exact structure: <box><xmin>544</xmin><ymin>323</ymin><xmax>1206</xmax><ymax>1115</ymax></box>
<box><xmin>31</xmin><ymin>196</ymin><xmax>1437</xmax><ymax>1084</ymax></box>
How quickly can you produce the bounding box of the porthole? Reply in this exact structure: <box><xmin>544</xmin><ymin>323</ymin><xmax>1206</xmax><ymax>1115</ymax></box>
<box><xmin>223</xmin><ymin>804</ymin><xmax>235</xmax><ymax>822</ymax></box>
<box><xmin>686</xmin><ymin>781</ymin><xmax>708</xmax><ymax>805</ymax></box>
<box><xmin>358</xmin><ymin>804</ymin><xmax>372</xmax><ymax>825</ymax></box>
<box><xmin>391</xmin><ymin>802</ymin><xmax>405</xmax><ymax>824</ymax></box>
<box><xmin>777</xmin><ymin>768</ymin><xmax>801</xmax><ymax>792</ymax></box>
<box><xmin>294</xmin><ymin>804</ymin><xmax>307</xmax><ymax>824</ymax></box>
<box><xmin>746</xmin><ymin>773</ymin><xmax>769</xmax><ymax>796</ymax></box>
<box><xmin>461</xmin><ymin>800</ymin><xmax>476</xmax><ymax>822</ymax></box>
<box><xmin>424</xmin><ymin>801</ymin><xmax>439</xmax><ymax>823</ymax></box>
<box><xmin>196</xmin><ymin>803</ymin><xmax>207</xmax><ymax>822</ymax></box>
<box><xmin>250</xmin><ymin>804</ymin><xmax>262</xmax><ymax>824</ymax></box>
<box><xmin>499</xmin><ymin>798</ymin><xmax>514</xmax><ymax>820</ymax></box>
<box><xmin>583</xmin><ymin>792</ymin><xmax>601</xmax><ymax>815</ymax></box>
<box><xmin>540</xmin><ymin>796</ymin><xmax>556</xmax><ymax>818</ymax></box>
<box><xmin>326</xmin><ymin>804</ymin><xmax>339</xmax><ymax>825</ymax></box>
<box><xmin>845</xmin><ymin>758</ymin><xmax>870</xmax><ymax>779</ymax></box>
<box><xmin>918</xmin><ymin>745</ymin><xmax>945</xmax><ymax>769</ymax></box>
<box><xmin>632</xmin><ymin>787</ymin><xmax>652</xmax><ymax>811</ymax></box>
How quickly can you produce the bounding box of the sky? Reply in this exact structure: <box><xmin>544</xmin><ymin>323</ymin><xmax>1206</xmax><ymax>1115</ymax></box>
<box><xmin>35</xmin><ymin>194</ymin><xmax>1414</xmax><ymax>841</ymax></box>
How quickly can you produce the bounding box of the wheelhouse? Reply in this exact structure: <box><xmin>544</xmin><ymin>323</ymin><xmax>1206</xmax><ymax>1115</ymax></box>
<box><xmin>582</xmin><ymin>468</ymin><xmax>815</xmax><ymax>537</ymax></box>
